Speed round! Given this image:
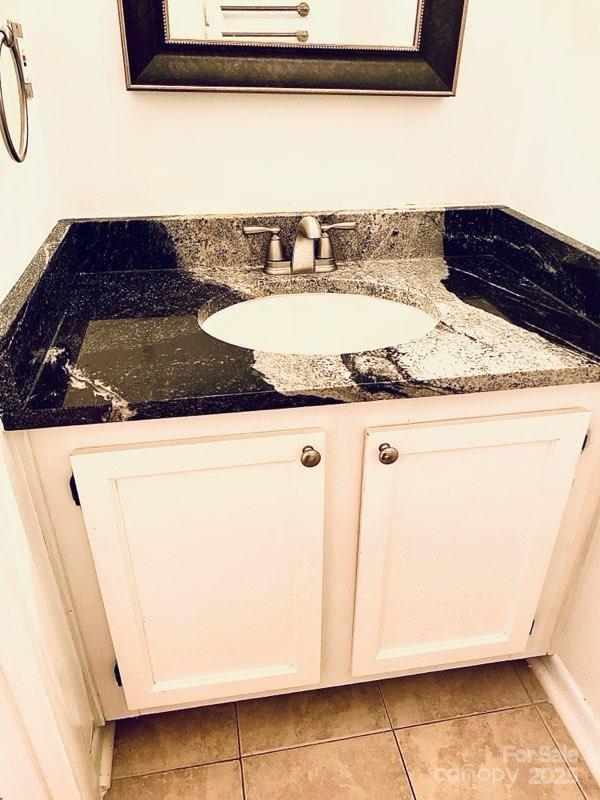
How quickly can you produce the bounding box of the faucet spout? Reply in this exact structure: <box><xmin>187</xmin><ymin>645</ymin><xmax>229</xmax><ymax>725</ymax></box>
<box><xmin>291</xmin><ymin>215</ymin><xmax>321</xmax><ymax>274</ymax></box>
<box><xmin>297</xmin><ymin>215</ymin><xmax>322</xmax><ymax>239</ymax></box>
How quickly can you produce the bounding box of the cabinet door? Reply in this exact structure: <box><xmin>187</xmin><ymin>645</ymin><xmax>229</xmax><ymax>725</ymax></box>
<box><xmin>352</xmin><ymin>409</ymin><xmax>589</xmax><ymax>677</ymax></box>
<box><xmin>71</xmin><ymin>429</ymin><xmax>325</xmax><ymax>710</ymax></box>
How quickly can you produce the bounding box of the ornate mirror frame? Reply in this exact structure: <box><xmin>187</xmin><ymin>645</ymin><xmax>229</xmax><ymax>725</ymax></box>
<box><xmin>118</xmin><ymin>0</ymin><xmax>468</xmax><ymax>95</ymax></box>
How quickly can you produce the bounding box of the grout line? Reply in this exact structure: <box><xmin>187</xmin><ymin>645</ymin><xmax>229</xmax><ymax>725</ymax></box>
<box><xmin>392</xmin><ymin>701</ymin><xmax>534</xmax><ymax>731</ymax></box>
<box><xmin>511</xmin><ymin>661</ymin><xmax>540</xmax><ymax>705</ymax></box>
<box><xmin>375</xmin><ymin>681</ymin><xmax>396</xmax><ymax>733</ymax></box>
<box><xmin>111</xmin><ymin>756</ymin><xmax>241</xmax><ymax>782</ymax></box>
<box><xmin>241</xmin><ymin>728</ymin><xmax>392</xmax><ymax>760</ymax></box>
<box><xmin>234</xmin><ymin>703</ymin><xmax>248</xmax><ymax>800</ymax></box>
<box><xmin>511</xmin><ymin>661</ymin><xmax>531</xmax><ymax>698</ymax></box>
<box><xmin>533</xmin><ymin>703</ymin><xmax>589</xmax><ymax>800</ymax></box>
<box><xmin>234</xmin><ymin>700</ymin><xmax>538</xmax><ymax>761</ymax></box>
<box><xmin>377</xmin><ymin>682</ymin><xmax>418</xmax><ymax>800</ymax></box>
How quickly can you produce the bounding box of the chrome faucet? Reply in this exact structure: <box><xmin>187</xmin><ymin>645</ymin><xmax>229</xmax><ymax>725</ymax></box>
<box><xmin>244</xmin><ymin>216</ymin><xmax>357</xmax><ymax>275</ymax></box>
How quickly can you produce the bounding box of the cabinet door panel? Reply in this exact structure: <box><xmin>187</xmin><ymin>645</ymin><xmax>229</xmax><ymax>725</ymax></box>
<box><xmin>71</xmin><ymin>429</ymin><xmax>325</xmax><ymax>709</ymax></box>
<box><xmin>352</xmin><ymin>410</ymin><xmax>589</xmax><ymax>677</ymax></box>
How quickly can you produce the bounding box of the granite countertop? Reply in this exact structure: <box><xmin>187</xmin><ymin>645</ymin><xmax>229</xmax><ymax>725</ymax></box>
<box><xmin>0</xmin><ymin>207</ymin><xmax>598</xmax><ymax>430</ymax></box>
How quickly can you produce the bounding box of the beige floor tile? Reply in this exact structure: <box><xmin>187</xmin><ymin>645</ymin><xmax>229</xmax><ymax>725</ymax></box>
<box><xmin>243</xmin><ymin>732</ymin><xmax>412</xmax><ymax>800</ymax></box>
<box><xmin>397</xmin><ymin>705</ymin><xmax>582</xmax><ymax>799</ymax></box>
<box><xmin>536</xmin><ymin>703</ymin><xmax>600</xmax><ymax>799</ymax></box>
<box><xmin>237</xmin><ymin>682</ymin><xmax>390</xmax><ymax>755</ymax></box>
<box><xmin>513</xmin><ymin>661</ymin><xmax>548</xmax><ymax>703</ymax></box>
<box><xmin>106</xmin><ymin>760</ymin><xmax>243</xmax><ymax>800</ymax></box>
<box><xmin>380</xmin><ymin>663</ymin><xmax>531</xmax><ymax>728</ymax></box>
<box><xmin>112</xmin><ymin>705</ymin><xmax>239</xmax><ymax>779</ymax></box>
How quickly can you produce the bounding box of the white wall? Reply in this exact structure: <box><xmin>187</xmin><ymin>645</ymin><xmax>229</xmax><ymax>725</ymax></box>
<box><xmin>508</xmin><ymin>0</ymin><xmax>600</xmax><ymax>250</ymax></box>
<box><xmin>0</xmin><ymin>0</ymin><xmax>58</xmax><ymax>296</ymax></box>
<box><xmin>553</xmin><ymin>509</ymin><xmax>600</xmax><ymax>719</ymax></box>
<box><xmin>27</xmin><ymin>0</ymin><xmax>527</xmax><ymax>219</ymax></box>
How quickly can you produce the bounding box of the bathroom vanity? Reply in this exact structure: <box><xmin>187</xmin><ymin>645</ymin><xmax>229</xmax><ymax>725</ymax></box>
<box><xmin>0</xmin><ymin>206</ymin><xmax>598</xmax><ymax>721</ymax></box>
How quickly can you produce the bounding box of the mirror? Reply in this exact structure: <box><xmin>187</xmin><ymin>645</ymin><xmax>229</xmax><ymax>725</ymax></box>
<box><xmin>165</xmin><ymin>0</ymin><xmax>423</xmax><ymax>48</ymax></box>
<box><xmin>119</xmin><ymin>0</ymin><xmax>468</xmax><ymax>95</ymax></box>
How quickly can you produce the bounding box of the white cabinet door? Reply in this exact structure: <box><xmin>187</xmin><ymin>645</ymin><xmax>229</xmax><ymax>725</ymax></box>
<box><xmin>71</xmin><ymin>429</ymin><xmax>325</xmax><ymax>710</ymax></box>
<box><xmin>352</xmin><ymin>409</ymin><xmax>589</xmax><ymax>677</ymax></box>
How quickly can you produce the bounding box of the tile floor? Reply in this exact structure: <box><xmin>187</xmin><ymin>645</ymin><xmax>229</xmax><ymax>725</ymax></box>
<box><xmin>106</xmin><ymin>660</ymin><xmax>600</xmax><ymax>799</ymax></box>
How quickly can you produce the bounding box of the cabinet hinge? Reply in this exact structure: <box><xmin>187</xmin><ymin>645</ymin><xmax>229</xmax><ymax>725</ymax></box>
<box><xmin>69</xmin><ymin>474</ymin><xmax>81</xmax><ymax>506</ymax></box>
<box><xmin>582</xmin><ymin>434</ymin><xmax>589</xmax><ymax>452</ymax></box>
<box><xmin>529</xmin><ymin>619</ymin><xmax>536</xmax><ymax>636</ymax></box>
<box><xmin>114</xmin><ymin>662</ymin><xmax>123</xmax><ymax>687</ymax></box>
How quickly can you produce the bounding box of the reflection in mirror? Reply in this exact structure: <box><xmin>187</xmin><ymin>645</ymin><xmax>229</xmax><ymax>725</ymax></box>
<box><xmin>165</xmin><ymin>0</ymin><xmax>423</xmax><ymax>48</ymax></box>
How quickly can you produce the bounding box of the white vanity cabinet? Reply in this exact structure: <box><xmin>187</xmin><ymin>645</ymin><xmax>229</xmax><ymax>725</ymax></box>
<box><xmin>70</xmin><ymin>429</ymin><xmax>326</xmax><ymax>710</ymax></box>
<box><xmin>352</xmin><ymin>410</ymin><xmax>590</xmax><ymax>677</ymax></box>
<box><xmin>21</xmin><ymin>386</ymin><xmax>598</xmax><ymax>719</ymax></box>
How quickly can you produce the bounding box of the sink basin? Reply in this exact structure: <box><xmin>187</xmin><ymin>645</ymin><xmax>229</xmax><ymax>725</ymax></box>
<box><xmin>200</xmin><ymin>293</ymin><xmax>438</xmax><ymax>355</ymax></box>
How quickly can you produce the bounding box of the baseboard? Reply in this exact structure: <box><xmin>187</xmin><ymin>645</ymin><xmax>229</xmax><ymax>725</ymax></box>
<box><xmin>529</xmin><ymin>655</ymin><xmax>600</xmax><ymax>785</ymax></box>
<box><xmin>91</xmin><ymin>722</ymin><xmax>115</xmax><ymax>798</ymax></box>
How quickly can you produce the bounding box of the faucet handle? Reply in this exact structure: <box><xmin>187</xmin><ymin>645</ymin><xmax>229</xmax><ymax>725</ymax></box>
<box><xmin>243</xmin><ymin>225</ymin><xmax>281</xmax><ymax>236</ymax></box>
<box><xmin>321</xmin><ymin>221</ymin><xmax>357</xmax><ymax>233</ymax></box>
<box><xmin>243</xmin><ymin>224</ymin><xmax>288</xmax><ymax>273</ymax></box>
<box><xmin>316</xmin><ymin>221</ymin><xmax>357</xmax><ymax>270</ymax></box>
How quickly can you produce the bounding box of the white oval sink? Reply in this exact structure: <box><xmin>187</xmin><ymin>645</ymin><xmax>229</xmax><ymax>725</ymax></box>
<box><xmin>201</xmin><ymin>293</ymin><xmax>438</xmax><ymax>355</ymax></box>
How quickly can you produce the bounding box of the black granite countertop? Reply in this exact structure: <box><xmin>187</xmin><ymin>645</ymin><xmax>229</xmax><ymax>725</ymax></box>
<box><xmin>0</xmin><ymin>207</ymin><xmax>598</xmax><ymax>430</ymax></box>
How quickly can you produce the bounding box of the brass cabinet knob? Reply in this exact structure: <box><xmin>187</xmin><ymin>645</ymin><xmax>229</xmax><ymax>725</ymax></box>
<box><xmin>301</xmin><ymin>446</ymin><xmax>321</xmax><ymax>468</ymax></box>
<box><xmin>379</xmin><ymin>443</ymin><xmax>399</xmax><ymax>465</ymax></box>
